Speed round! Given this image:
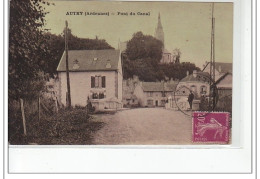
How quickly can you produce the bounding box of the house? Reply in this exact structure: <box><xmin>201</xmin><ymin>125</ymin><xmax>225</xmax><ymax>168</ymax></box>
<box><xmin>175</xmin><ymin>70</ymin><xmax>211</xmax><ymax>99</ymax></box>
<box><xmin>202</xmin><ymin>62</ymin><xmax>232</xmax><ymax>81</ymax></box>
<box><xmin>167</xmin><ymin>70</ymin><xmax>211</xmax><ymax>111</ymax></box>
<box><xmin>215</xmin><ymin>72</ymin><xmax>232</xmax><ymax>112</ymax></box>
<box><xmin>56</xmin><ymin>49</ymin><xmax>123</xmax><ymax>109</ymax></box>
<box><xmin>133</xmin><ymin>80</ymin><xmax>178</xmax><ymax>107</ymax></box>
<box><xmin>202</xmin><ymin>62</ymin><xmax>232</xmax><ymax>112</ymax></box>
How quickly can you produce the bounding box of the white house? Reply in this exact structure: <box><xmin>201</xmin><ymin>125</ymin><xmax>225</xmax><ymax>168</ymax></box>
<box><xmin>133</xmin><ymin>81</ymin><xmax>177</xmax><ymax>107</ymax></box>
<box><xmin>167</xmin><ymin>70</ymin><xmax>211</xmax><ymax>111</ymax></box>
<box><xmin>56</xmin><ymin>49</ymin><xmax>123</xmax><ymax>109</ymax></box>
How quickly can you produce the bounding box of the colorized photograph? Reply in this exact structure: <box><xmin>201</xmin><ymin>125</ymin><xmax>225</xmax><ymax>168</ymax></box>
<box><xmin>8</xmin><ymin>1</ymin><xmax>233</xmax><ymax>145</ymax></box>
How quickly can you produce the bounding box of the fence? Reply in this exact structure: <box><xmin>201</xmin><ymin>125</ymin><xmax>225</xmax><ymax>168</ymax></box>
<box><xmin>8</xmin><ymin>95</ymin><xmax>59</xmax><ymax>144</ymax></box>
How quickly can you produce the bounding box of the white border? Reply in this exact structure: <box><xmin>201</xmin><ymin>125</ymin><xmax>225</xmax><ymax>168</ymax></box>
<box><xmin>3</xmin><ymin>0</ymin><xmax>255</xmax><ymax>176</ymax></box>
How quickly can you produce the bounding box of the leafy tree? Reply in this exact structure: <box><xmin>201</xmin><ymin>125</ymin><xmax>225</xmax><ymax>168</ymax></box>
<box><xmin>126</xmin><ymin>31</ymin><xmax>163</xmax><ymax>62</ymax></box>
<box><xmin>9</xmin><ymin>0</ymin><xmax>52</xmax><ymax>100</ymax></box>
<box><xmin>159</xmin><ymin>62</ymin><xmax>201</xmax><ymax>80</ymax></box>
<box><xmin>172</xmin><ymin>48</ymin><xmax>181</xmax><ymax>63</ymax></box>
<box><xmin>43</xmin><ymin>29</ymin><xmax>114</xmax><ymax>76</ymax></box>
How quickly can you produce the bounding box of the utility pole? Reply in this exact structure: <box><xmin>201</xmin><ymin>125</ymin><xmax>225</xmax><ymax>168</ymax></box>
<box><xmin>65</xmin><ymin>20</ymin><xmax>71</xmax><ymax>108</ymax></box>
<box><xmin>210</xmin><ymin>3</ymin><xmax>216</xmax><ymax>110</ymax></box>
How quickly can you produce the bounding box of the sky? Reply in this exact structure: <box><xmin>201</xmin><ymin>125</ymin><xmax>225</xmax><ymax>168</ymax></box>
<box><xmin>44</xmin><ymin>1</ymin><xmax>233</xmax><ymax>68</ymax></box>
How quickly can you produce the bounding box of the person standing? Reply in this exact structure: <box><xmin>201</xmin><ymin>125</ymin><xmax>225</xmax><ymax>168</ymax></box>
<box><xmin>188</xmin><ymin>91</ymin><xmax>194</xmax><ymax>110</ymax></box>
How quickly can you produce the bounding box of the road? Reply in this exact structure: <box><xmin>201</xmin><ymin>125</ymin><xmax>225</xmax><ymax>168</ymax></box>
<box><xmin>92</xmin><ymin>108</ymin><xmax>192</xmax><ymax>145</ymax></box>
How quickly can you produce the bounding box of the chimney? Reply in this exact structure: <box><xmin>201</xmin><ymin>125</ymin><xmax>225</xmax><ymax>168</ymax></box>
<box><xmin>193</xmin><ymin>70</ymin><xmax>197</xmax><ymax>78</ymax></box>
<box><xmin>186</xmin><ymin>71</ymin><xmax>189</xmax><ymax>76</ymax></box>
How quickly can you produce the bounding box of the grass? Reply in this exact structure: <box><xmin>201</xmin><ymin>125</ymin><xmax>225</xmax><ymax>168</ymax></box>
<box><xmin>9</xmin><ymin>107</ymin><xmax>105</xmax><ymax>145</ymax></box>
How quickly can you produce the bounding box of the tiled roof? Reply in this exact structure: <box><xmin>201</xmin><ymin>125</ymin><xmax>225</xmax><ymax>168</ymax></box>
<box><xmin>202</xmin><ymin>62</ymin><xmax>232</xmax><ymax>73</ymax></box>
<box><xmin>180</xmin><ymin>72</ymin><xmax>210</xmax><ymax>82</ymax></box>
<box><xmin>142</xmin><ymin>82</ymin><xmax>177</xmax><ymax>92</ymax></box>
<box><xmin>57</xmin><ymin>50</ymin><xmax>120</xmax><ymax>72</ymax></box>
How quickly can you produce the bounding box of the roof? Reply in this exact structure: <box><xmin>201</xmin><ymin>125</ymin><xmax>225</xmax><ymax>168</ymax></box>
<box><xmin>141</xmin><ymin>82</ymin><xmax>177</xmax><ymax>92</ymax></box>
<box><xmin>57</xmin><ymin>50</ymin><xmax>120</xmax><ymax>72</ymax></box>
<box><xmin>215</xmin><ymin>72</ymin><xmax>232</xmax><ymax>89</ymax></box>
<box><xmin>202</xmin><ymin>62</ymin><xmax>232</xmax><ymax>73</ymax></box>
<box><xmin>180</xmin><ymin>72</ymin><xmax>210</xmax><ymax>83</ymax></box>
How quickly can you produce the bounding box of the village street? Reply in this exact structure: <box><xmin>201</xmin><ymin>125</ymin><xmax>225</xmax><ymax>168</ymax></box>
<box><xmin>92</xmin><ymin>108</ymin><xmax>192</xmax><ymax>145</ymax></box>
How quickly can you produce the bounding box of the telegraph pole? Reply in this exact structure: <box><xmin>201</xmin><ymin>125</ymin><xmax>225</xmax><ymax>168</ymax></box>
<box><xmin>210</xmin><ymin>3</ymin><xmax>216</xmax><ymax>110</ymax></box>
<box><xmin>65</xmin><ymin>20</ymin><xmax>71</xmax><ymax>108</ymax></box>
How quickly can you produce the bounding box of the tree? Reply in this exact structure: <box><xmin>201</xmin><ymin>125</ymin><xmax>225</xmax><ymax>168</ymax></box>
<box><xmin>9</xmin><ymin>0</ymin><xmax>51</xmax><ymax>100</ymax></box>
<box><xmin>43</xmin><ymin>29</ymin><xmax>114</xmax><ymax>76</ymax></box>
<box><xmin>126</xmin><ymin>31</ymin><xmax>163</xmax><ymax>62</ymax></box>
<box><xmin>172</xmin><ymin>48</ymin><xmax>181</xmax><ymax>63</ymax></box>
<box><xmin>159</xmin><ymin>62</ymin><xmax>201</xmax><ymax>80</ymax></box>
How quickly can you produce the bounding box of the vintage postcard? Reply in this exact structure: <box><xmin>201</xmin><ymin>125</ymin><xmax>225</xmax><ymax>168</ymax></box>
<box><xmin>8</xmin><ymin>1</ymin><xmax>233</xmax><ymax>145</ymax></box>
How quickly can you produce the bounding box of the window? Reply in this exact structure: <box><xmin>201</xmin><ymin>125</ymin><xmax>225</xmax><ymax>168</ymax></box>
<box><xmin>147</xmin><ymin>92</ymin><xmax>153</xmax><ymax>97</ymax></box>
<box><xmin>91</xmin><ymin>76</ymin><xmax>106</xmax><ymax>88</ymax></box>
<box><xmin>92</xmin><ymin>92</ymin><xmax>105</xmax><ymax>99</ymax></box>
<box><xmin>162</xmin><ymin>92</ymin><xmax>166</xmax><ymax>97</ymax></box>
<box><xmin>95</xmin><ymin>76</ymin><xmax>99</xmax><ymax>87</ymax></box>
<box><xmin>190</xmin><ymin>85</ymin><xmax>196</xmax><ymax>92</ymax></box>
<box><xmin>200</xmin><ymin>86</ymin><xmax>207</xmax><ymax>94</ymax></box>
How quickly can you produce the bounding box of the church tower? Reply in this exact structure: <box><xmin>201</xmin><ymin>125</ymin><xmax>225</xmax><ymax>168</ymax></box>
<box><xmin>154</xmin><ymin>13</ymin><xmax>164</xmax><ymax>47</ymax></box>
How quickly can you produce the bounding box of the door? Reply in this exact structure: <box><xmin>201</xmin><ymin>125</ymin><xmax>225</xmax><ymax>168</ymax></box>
<box><xmin>155</xmin><ymin>100</ymin><xmax>158</xmax><ymax>106</ymax></box>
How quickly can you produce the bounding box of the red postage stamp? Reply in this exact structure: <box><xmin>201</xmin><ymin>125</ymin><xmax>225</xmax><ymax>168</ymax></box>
<box><xmin>192</xmin><ymin>112</ymin><xmax>230</xmax><ymax>144</ymax></box>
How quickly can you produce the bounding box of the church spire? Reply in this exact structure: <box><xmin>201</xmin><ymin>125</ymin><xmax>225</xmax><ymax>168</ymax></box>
<box><xmin>155</xmin><ymin>12</ymin><xmax>164</xmax><ymax>47</ymax></box>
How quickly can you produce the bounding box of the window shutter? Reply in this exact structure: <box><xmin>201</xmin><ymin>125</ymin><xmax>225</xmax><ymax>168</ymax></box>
<box><xmin>91</xmin><ymin>76</ymin><xmax>95</xmax><ymax>88</ymax></box>
<box><xmin>102</xmin><ymin>76</ymin><xmax>106</xmax><ymax>88</ymax></box>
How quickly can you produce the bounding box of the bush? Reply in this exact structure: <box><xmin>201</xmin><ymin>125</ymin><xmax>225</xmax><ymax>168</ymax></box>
<box><xmin>8</xmin><ymin>100</ymin><xmax>104</xmax><ymax>144</ymax></box>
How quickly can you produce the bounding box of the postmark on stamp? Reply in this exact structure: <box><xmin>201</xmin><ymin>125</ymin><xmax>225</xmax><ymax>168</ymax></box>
<box><xmin>192</xmin><ymin>112</ymin><xmax>230</xmax><ymax>144</ymax></box>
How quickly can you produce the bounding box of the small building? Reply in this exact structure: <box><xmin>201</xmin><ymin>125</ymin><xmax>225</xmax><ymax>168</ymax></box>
<box><xmin>133</xmin><ymin>81</ymin><xmax>177</xmax><ymax>107</ymax></box>
<box><xmin>175</xmin><ymin>70</ymin><xmax>211</xmax><ymax>99</ymax></box>
<box><xmin>56</xmin><ymin>49</ymin><xmax>123</xmax><ymax>110</ymax></box>
<box><xmin>215</xmin><ymin>72</ymin><xmax>232</xmax><ymax>112</ymax></box>
<box><xmin>167</xmin><ymin>70</ymin><xmax>211</xmax><ymax>111</ymax></box>
<box><xmin>202</xmin><ymin>62</ymin><xmax>232</xmax><ymax>81</ymax></box>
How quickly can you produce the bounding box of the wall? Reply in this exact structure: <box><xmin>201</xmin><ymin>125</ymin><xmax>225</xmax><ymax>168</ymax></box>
<box><xmin>58</xmin><ymin>71</ymin><xmax>116</xmax><ymax>106</ymax></box>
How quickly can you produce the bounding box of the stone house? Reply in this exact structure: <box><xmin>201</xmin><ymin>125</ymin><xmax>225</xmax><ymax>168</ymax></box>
<box><xmin>202</xmin><ymin>62</ymin><xmax>232</xmax><ymax>81</ymax></box>
<box><xmin>175</xmin><ymin>70</ymin><xmax>211</xmax><ymax>99</ymax></box>
<box><xmin>166</xmin><ymin>70</ymin><xmax>211</xmax><ymax>111</ymax></box>
<box><xmin>133</xmin><ymin>80</ymin><xmax>177</xmax><ymax>107</ymax></box>
<box><xmin>56</xmin><ymin>49</ymin><xmax>123</xmax><ymax>109</ymax></box>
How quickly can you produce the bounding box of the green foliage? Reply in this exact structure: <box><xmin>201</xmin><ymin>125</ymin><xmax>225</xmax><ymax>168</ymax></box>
<box><xmin>160</xmin><ymin>62</ymin><xmax>201</xmax><ymax>80</ymax></box>
<box><xmin>8</xmin><ymin>103</ymin><xmax>104</xmax><ymax>144</ymax></box>
<box><xmin>123</xmin><ymin>31</ymin><xmax>200</xmax><ymax>81</ymax></box>
<box><xmin>43</xmin><ymin>29</ymin><xmax>114</xmax><ymax>76</ymax></box>
<box><xmin>9</xmin><ymin>0</ymin><xmax>50</xmax><ymax>100</ymax></box>
<box><xmin>9</xmin><ymin>0</ymin><xmax>114</xmax><ymax>100</ymax></box>
<box><xmin>123</xmin><ymin>59</ymin><xmax>200</xmax><ymax>82</ymax></box>
<box><xmin>126</xmin><ymin>31</ymin><xmax>163</xmax><ymax>61</ymax></box>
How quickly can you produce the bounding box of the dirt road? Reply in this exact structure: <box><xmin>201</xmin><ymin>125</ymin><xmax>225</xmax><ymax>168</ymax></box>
<box><xmin>92</xmin><ymin>108</ymin><xmax>192</xmax><ymax>145</ymax></box>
